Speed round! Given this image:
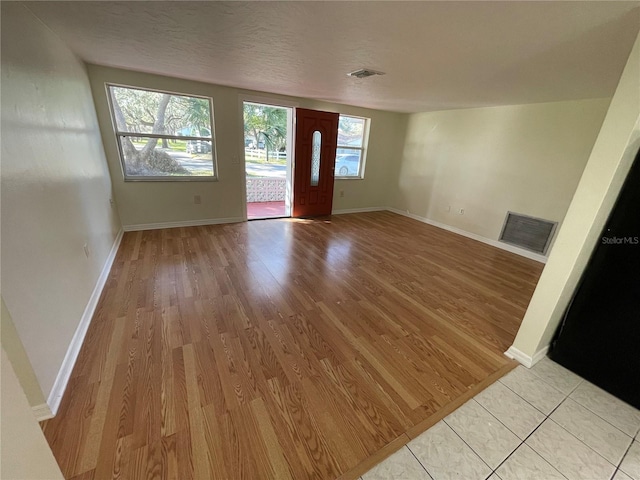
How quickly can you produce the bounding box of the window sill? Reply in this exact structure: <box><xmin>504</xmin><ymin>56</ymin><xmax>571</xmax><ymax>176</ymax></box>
<box><xmin>123</xmin><ymin>176</ymin><xmax>219</xmax><ymax>182</ymax></box>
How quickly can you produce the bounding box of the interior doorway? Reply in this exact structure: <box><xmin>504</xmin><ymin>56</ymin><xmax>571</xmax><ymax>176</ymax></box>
<box><xmin>243</xmin><ymin>102</ymin><xmax>293</xmax><ymax>219</ymax></box>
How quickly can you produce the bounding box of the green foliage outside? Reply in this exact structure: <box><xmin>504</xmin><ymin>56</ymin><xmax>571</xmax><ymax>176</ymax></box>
<box><xmin>111</xmin><ymin>86</ymin><xmax>213</xmax><ymax>176</ymax></box>
<box><xmin>131</xmin><ymin>139</ymin><xmax>187</xmax><ymax>152</ymax></box>
<box><xmin>243</xmin><ymin>104</ymin><xmax>287</xmax><ymax>163</ymax></box>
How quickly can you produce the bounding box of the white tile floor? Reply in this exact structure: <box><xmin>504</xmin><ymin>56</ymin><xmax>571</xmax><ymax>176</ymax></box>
<box><xmin>361</xmin><ymin>358</ymin><xmax>640</xmax><ymax>480</ymax></box>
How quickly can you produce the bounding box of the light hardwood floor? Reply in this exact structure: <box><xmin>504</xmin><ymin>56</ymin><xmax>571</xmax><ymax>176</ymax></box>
<box><xmin>42</xmin><ymin>211</ymin><xmax>543</xmax><ymax>480</ymax></box>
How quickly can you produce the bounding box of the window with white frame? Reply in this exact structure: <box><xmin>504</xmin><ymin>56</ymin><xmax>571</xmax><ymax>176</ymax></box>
<box><xmin>335</xmin><ymin>115</ymin><xmax>369</xmax><ymax>179</ymax></box>
<box><xmin>107</xmin><ymin>84</ymin><xmax>216</xmax><ymax>180</ymax></box>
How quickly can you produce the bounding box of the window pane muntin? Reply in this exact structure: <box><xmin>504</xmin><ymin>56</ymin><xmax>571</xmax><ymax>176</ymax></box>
<box><xmin>108</xmin><ymin>85</ymin><xmax>213</xmax><ymax>138</ymax></box>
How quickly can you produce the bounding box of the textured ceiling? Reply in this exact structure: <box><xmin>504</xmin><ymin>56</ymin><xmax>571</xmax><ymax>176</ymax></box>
<box><xmin>21</xmin><ymin>1</ymin><xmax>640</xmax><ymax>113</ymax></box>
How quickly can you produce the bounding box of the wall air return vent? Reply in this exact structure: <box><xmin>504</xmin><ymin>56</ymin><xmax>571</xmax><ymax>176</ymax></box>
<box><xmin>347</xmin><ymin>69</ymin><xmax>385</xmax><ymax>79</ymax></box>
<box><xmin>499</xmin><ymin>212</ymin><xmax>557</xmax><ymax>255</ymax></box>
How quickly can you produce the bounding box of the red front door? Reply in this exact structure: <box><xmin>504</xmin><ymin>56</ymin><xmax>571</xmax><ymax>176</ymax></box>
<box><xmin>293</xmin><ymin>108</ymin><xmax>339</xmax><ymax>217</ymax></box>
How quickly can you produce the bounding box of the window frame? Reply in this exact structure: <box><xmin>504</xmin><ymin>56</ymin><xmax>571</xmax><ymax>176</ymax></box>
<box><xmin>105</xmin><ymin>83</ymin><xmax>218</xmax><ymax>182</ymax></box>
<box><xmin>335</xmin><ymin>114</ymin><xmax>369</xmax><ymax>180</ymax></box>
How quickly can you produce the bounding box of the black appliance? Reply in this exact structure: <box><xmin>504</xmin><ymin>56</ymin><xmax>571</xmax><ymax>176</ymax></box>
<box><xmin>549</xmin><ymin>147</ymin><xmax>640</xmax><ymax>409</ymax></box>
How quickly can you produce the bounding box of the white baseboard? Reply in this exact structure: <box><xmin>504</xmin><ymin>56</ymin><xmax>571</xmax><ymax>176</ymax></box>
<box><xmin>32</xmin><ymin>403</ymin><xmax>54</xmax><ymax>421</ymax></box>
<box><xmin>505</xmin><ymin>345</ymin><xmax>550</xmax><ymax>368</ymax></box>
<box><xmin>385</xmin><ymin>207</ymin><xmax>547</xmax><ymax>263</ymax></box>
<box><xmin>532</xmin><ymin>345</ymin><xmax>550</xmax><ymax>365</ymax></box>
<box><xmin>123</xmin><ymin>217</ymin><xmax>244</xmax><ymax>232</ymax></box>
<box><xmin>331</xmin><ymin>206</ymin><xmax>386</xmax><ymax>215</ymax></box>
<box><xmin>47</xmin><ymin>228</ymin><xmax>124</xmax><ymax>416</ymax></box>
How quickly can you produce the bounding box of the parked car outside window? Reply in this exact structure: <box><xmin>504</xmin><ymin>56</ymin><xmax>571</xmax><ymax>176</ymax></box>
<box><xmin>186</xmin><ymin>140</ymin><xmax>212</xmax><ymax>154</ymax></box>
<box><xmin>335</xmin><ymin>153</ymin><xmax>360</xmax><ymax>176</ymax></box>
<box><xmin>335</xmin><ymin>115</ymin><xmax>368</xmax><ymax>179</ymax></box>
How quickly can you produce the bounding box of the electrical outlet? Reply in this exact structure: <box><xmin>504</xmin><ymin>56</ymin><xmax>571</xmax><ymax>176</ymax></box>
<box><xmin>458</xmin><ymin>208</ymin><xmax>464</xmax><ymax>215</ymax></box>
<box><xmin>446</xmin><ymin>205</ymin><xmax>451</xmax><ymax>212</ymax></box>
<box><xmin>109</xmin><ymin>197</ymin><xmax>115</xmax><ymax>207</ymax></box>
<box><xmin>83</xmin><ymin>243</ymin><xmax>90</xmax><ymax>258</ymax></box>
<box><xmin>194</xmin><ymin>195</ymin><xmax>202</xmax><ymax>204</ymax></box>
<box><xmin>340</xmin><ymin>190</ymin><xmax>345</xmax><ymax>198</ymax></box>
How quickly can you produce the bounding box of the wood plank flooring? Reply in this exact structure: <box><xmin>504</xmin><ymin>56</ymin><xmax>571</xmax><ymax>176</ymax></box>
<box><xmin>42</xmin><ymin>211</ymin><xmax>543</xmax><ymax>480</ymax></box>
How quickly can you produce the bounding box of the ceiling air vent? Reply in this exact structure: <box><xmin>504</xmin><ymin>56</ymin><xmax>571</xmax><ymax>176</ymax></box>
<box><xmin>347</xmin><ymin>69</ymin><xmax>385</xmax><ymax>79</ymax></box>
<box><xmin>499</xmin><ymin>212</ymin><xmax>557</xmax><ymax>255</ymax></box>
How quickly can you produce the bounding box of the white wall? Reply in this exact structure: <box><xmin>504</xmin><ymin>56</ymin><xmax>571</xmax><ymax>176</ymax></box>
<box><xmin>0</xmin><ymin>348</ymin><xmax>64</xmax><ymax>480</ymax></box>
<box><xmin>389</xmin><ymin>98</ymin><xmax>610</xmax><ymax>245</ymax></box>
<box><xmin>1</xmin><ymin>297</ymin><xmax>46</xmax><ymax>408</ymax></box>
<box><xmin>1</xmin><ymin>4</ymin><xmax>121</xmax><ymax>403</ymax></box>
<box><xmin>87</xmin><ymin>66</ymin><xmax>407</xmax><ymax>228</ymax></box>
<box><xmin>510</xmin><ymin>31</ymin><xmax>640</xmax><ymax>361</ymax></box>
